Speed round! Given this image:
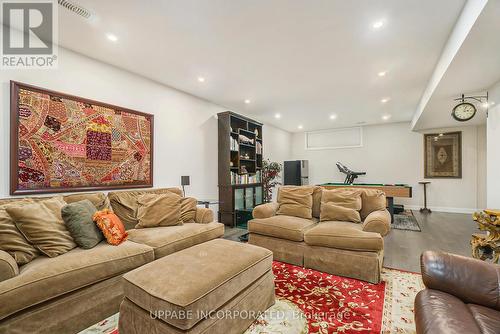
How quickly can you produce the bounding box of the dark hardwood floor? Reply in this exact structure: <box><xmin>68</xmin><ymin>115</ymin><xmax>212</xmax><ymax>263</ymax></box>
<box><xmin>224</xmin><ymin>210</ymin><xmax>479</xmax><ymax>273</ymax></box>
<box><xmin>384</xmin><ymin>210</ymin><xmax>478</xmax><ymax>272</ymax></box>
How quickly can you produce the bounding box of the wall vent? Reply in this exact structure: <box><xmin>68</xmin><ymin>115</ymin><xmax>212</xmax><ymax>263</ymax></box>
<box><xmin>58</xmin><ymin>0</ymin><xmax>92</xmax><ymax>19</ymax></box>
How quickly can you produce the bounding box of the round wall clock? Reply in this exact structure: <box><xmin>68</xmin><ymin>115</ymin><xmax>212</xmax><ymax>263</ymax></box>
<box><xmin>452</xmin><ymin>102</ymin><xmax>476</xmax><ymax>122</ymax></box>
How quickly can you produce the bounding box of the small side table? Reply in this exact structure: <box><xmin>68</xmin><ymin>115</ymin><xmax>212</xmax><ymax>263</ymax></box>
<box><xmin>419</xmin><ymin>181</ymin><xmax>431</xmax><ymax>214</ymax></box>
<box><xmin>197</xmin><ymin>200</ymin><xmax>219</xmax><ymax>209</ymax></box>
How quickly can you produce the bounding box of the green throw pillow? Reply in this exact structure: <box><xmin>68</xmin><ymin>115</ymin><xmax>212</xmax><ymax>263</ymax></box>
<box><xmin>61</xmin><ymin>200</ymin><xmax>103</xmax><ymax>249</ymax></box>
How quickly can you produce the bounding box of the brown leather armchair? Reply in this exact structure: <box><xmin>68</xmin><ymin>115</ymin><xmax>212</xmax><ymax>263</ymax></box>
<box><xmin>415</xmin><ymin>251</ymin><xmax>500</xmax><ymax>334</ymax></box>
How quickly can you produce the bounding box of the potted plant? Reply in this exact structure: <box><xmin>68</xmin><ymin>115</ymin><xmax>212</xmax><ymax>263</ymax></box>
<box><xmin>262</xmin><ymin>159</ymin><xmax>282</xmax><ymax>203</ymax></box>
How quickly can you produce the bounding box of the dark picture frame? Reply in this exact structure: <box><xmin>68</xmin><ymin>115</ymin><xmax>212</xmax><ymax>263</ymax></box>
<box><xmin>424</xmin><ymin>131</ymin><xmax>462</xmax><ymax>178</ymax></box>
<box><xmin>10</xmin><ymin>81</ymin><xmax>154</xmax><ymax>195</ymax></box>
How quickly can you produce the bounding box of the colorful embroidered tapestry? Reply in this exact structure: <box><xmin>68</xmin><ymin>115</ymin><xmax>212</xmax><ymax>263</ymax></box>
<box><xmin>12</xmin><ymin>83</ymin><xmax>153</xmax><ymax>194</ymax></box>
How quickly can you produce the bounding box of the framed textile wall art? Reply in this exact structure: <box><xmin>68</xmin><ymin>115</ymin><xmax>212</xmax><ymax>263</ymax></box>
<box><xmin>10</xmin><ymin>81</ymin><xmax>154</xmax><ymax>195</ymax></box>
<box><xmin>424</xmin><ymin>131</ymin><xmax>461</xmax><ymax>178</ymax></box>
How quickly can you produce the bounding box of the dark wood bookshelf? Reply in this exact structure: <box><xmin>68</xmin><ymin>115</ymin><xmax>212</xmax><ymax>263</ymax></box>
<box><xmin>218</xmin><ymin>111</ymin><xmax>264</xmax><ymax>226</ymax></box>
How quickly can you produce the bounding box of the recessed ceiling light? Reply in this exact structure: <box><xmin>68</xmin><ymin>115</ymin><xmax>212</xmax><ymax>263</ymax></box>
<box><xmin>381</xmin><ymin>98</ymin><xmax>390</xmax><ymax>103</ymax></box>
<box><xmin>378</xmin><ymin>71</ymin><xmax>387</xmax><ymax>77</ymax></box>
<box><xmin>197</xmin><ymin>77</ymin><xmax>205</xmax><ymax>83</ymax></box>
<box><xmin>439</xmin><ymin>133</ymin><xmax>444</xmax><ymax>137</ymax></box>
<box><xmin>329</xmin><ymin>114</ymin><xmax>337</xmax><ymax>120</ymax></box>
<box><xmin>372</xmin><ymin>20</ymin><xmax>384</xmax><ymax>29</ymax></box>
<box><xmin>244</xmin><ymin>99</ymin><xmax>251</xmax><ymax>104</ymax></box>
<box><xmin>298</xmin><ymin>125</ymin><xmax>303</xmax><ymax>129</ymax></box>
<box><xmin>106</xmin><ymin>33</ymin><xmax>118</xmax><ymax>42</ymax></box>
<box><xmin>382</xmin><ymin>114</ymin><xmax>391</xmax><ymax>121</ymax></box>
<box><xmin>274</xmin><ymin>113</ymin><xmax>281</xmax><ymax>119</ymax></box>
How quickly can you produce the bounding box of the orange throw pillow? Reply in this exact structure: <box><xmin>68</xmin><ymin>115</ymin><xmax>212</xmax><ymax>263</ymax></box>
<box><xmin>92</xmin><ymin>209</ymin><xmax>128</xmax><ymax>245</ymax></box>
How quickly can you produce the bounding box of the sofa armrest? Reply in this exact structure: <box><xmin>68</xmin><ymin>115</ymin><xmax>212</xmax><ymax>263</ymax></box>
<box><xmin>252</xmin><ymin>202</ymin><xmax>279</xmax><ymax>219</ymax></box>
<box><xmin>421</xmin><ymin>251</ymin><xmax>500</xmax><ymax>310</ymax></box>
<box><xmin>195</xmin><ymin>207</ymin><xmax>214</xmax><ymax>224</ymax></box>
<box><xmin>362</xmin><ymin>209</ymin><xmax>391</xmax><ymax>236</ymax></box>
<box><xmin>0</xmin><ymin>250</ymin><xmax>18</xmax><ymax>282</ymax></box>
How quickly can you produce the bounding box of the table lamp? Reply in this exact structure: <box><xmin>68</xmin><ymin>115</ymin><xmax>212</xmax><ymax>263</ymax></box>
<box><xmin>181</xmin><ymin>176</ymin><xmax>190</xmax><ymax>196</ymax></box>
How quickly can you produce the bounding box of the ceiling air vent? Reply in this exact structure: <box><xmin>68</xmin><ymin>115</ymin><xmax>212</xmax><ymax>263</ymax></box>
<box><xmin>58</xmin><ymin>0</ymin><xmax>92</xmax><ymax>19</ymax></box>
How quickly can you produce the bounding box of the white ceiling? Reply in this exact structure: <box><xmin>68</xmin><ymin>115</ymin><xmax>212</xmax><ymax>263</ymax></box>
<box><xmin>413</xmin><ymin>0</ymin><xmax>500</xmax><ymax>130</ymax></box>
<box><xmin>57</xmin><ymin>0</ymin><xmax>466</xmax><ymax>132</ymax></box>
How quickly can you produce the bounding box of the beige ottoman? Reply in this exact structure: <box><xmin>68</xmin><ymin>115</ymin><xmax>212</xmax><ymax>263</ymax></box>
<box><xmin>119</xmin><ymin>239</ymin><xmax>275</xmax><ymax>334</ymax></box>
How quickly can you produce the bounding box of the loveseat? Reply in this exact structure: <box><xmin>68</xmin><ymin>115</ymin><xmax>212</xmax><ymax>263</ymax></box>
<box><xmin>0</xmin><ymin>188</ymin><xmax>224</xmax><ymax>334</ymax></box>
<box><xmin>415</xmin><ymin>251</ymin><xmax>500</xmax><ymax>334</ymax></box>
<box><xmin>248</xmin><ymin>185</ymin><xmax>391</xmax><ymax>283</ymax></box>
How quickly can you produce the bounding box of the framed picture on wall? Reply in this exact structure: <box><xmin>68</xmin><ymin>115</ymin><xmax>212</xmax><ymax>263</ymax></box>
<box><xmin>10</xmin><ymin>81</ymin><xmax>154</xmax><ymax>195</ymax></box>
<box><xmin>424</xmin><ymin>131</ymin><xmax>462</xmax><ymax>178</ymax></box>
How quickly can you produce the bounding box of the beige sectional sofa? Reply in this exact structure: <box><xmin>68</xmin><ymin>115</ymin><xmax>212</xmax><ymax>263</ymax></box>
<box><xmin>0</xmin><ymin>188</ymin><xmax>224</xmax><ymax>334</ymax></box>
<box><xmin>248</xmin><ymin>186</ymin><xmax>391</xmax><ymax>283</ymax></box>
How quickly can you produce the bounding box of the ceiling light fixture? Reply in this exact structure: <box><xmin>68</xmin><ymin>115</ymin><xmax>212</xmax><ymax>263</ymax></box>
<box><xmin>372</xmin><ymin>20</ymin><xmax>384</xmax><ymax>29</ymax></box>
<box><xmin>274</xmin><ymin>113</ymin><xmax>281</xmax><ymax>119</ymax></box>
<box><xmin>197</xmin><ymin>77</ymin><xmax>205</xmax><ymax>83</ymax></box>
<box><xmin>298</xmin><ymin>125</ymin><xmax>303</xmax><ymax>129</ymax></box>
<box><xmin>106</xmin><ymin>33</ymin><xmax>118</xmax><ymax>42</ymax></box>
<box><xmin>381</xmin><ymin>98</ymin><xmax>390</xmax><ymax>103</ymax></box>
<box><xmin>244</xmin><ymin>99</ymin><xmax>251</xmax><ymax>104</ymax></box>
<box><xmin>378</xmin><ymin>71</ymin><xmax>387</xmax><ymax>77</ymax></box>
<box><xmin>382</xmin><ymin>114</ymin><xmax>391</xmax><ymax>121</ymax></box>
<box><xmin>329</xmin><ymin>114</ymin><xmax>337</xmax><ymax>120</ymax></box>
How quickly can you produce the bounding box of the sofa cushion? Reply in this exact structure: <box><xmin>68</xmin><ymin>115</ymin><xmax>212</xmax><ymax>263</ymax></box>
<box><xmin>360</xmin><ymin>189</ymin><xmax>386</xmax><ymax>219</ymax></box>
<box><xmin>108</xmin><ymin>188</ymin><xmax>183</xmax><ymax>230</ymax></box>
<box><xmin>415</xmin><ymin>289</ymin><xmax>481</xmax><ymax>334</ymax></box>
<box><xmin>248</xmin><ymin>215</ymin><xmax>317</xmax><ymax>242</ymax></box>
<box><xmin>63</xmin><ymin>192</ymin><xmax>110</xmax><ymax>211</ymax></box>
<box><xmin>276</xmin><ymin>186</ymin><xmax>314</xmax><ymax>219</ymax></box>
<box><xmin>0</xmin><ymin>241</ymin><xmax>154</xmax><ymax>321</ymax></box>
<box><xmin>122</xmin><ymin>239</ymin><xmax>272</xmax><ymax>330</ymax></box>
<box><xmin>180</xmin><ymin>197</ymin><xmax>197</xmax><ymax>224</ymax></box>
<box><xmin>6</xmin><ymin>197</ymin><xmax>77</xmax><ymax>258</ymax></box>
<box><xmin>321</xmin><ymin>188</ymin><xmax>362</xmax><ymax>210</ymax></box>
<box><xmin>312</xmin><ymin>186</ymin><xmax>323</xmax><ymax>218</ymax></box>
<box><xmin>304</xmin><ymin>221</ymin><xmax>383</xmax><ymax>251</ymax></box>
<box><xmin>0</xmin><ymin>202</ymin><xmax>40</xmax><ymax>265</ymax></box>
<box><xmin>61</xmin><ymin>200</ymin><xmax>103</xmax><ymax>249</ymax></box>
<box><xmin>468</xmin><ymin>304</ymin><xmax>500</xmax><ymax>334</ymax></box>
<box><xmin>320</xmin><ymin>203</ymin><xmax>361</xmax><ymax>223</ymax></box>
<box><xmin>0</xmin><ymin>250</ymin><xmax>18</xmax><ymax>282</ymax></box>
<box><xmin>136</xmin><ymin>193</ymin><xmax>182</xmax><ymax>228</ymax></box>
<box><xmin>127</xmin><ymin>222</ymin><xmax>224</xmax><ymax>258</ymax></box>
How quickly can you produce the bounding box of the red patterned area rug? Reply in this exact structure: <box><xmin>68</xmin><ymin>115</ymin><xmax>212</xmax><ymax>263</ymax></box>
<box><xmin>80</xmin><ymin>262</ymin><xmax>423</xmax><ymax>334</ymax></box>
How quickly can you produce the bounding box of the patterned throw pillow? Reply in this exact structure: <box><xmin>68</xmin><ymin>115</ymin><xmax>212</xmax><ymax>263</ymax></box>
<box><xmin>92</xmin><ymin>209</ymin><xmax>128</xmax><ymax>246</ymax></box>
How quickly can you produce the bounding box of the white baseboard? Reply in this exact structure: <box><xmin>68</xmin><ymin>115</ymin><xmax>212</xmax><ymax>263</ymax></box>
<box><xmin>404</xmin><ymin>205</ymin><xmax>478</xmax><ymax>214</ymax></box>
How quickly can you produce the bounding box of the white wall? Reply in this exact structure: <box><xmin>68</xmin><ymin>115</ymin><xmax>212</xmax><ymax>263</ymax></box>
<box><xmin>487</xmin><ymin>80</ymin><xmax>500</xmax><ymax>208</ymax></box>
<box><xmin>477</xmin><ymin>124</ymin><xmax>487</xmax><ymax>209</ymax></box>
<box><xmin>0</xmin><ymin>47</ymin><xmax>291</xmax><ymax>201</ymax></box>
<box><xmin>292</xmin><ymin>122</ymin><xmax>486</xmax><ymax>213</ymax></box>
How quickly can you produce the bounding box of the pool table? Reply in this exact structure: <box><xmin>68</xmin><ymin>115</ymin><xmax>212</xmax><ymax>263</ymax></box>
<box><xmin>319</xmin><ymin>183</ymin><xmax>412</xmax><ymax>222</ymax></box>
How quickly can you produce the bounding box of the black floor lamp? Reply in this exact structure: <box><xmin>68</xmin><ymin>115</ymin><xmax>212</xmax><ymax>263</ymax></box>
<box><xmin>181</xmin><ymin>176</ymin><xmax>190</xmax><ymax>196</ymax></box>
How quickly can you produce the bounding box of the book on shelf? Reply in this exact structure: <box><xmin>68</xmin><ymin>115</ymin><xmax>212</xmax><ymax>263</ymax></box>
<box><xmin>256</xmin><ymin>141</ymin><xmax>262</xmax><ymax>154</ymax></box>
<box><xmin>230</xmin><ymin>136</ymin><xmax>239</xmax><ymax>151</ymax></box>
<box><xmin>230</xmin><ymin>170</ymin><xmax>262</xmax><ymax>185</ymax></box>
